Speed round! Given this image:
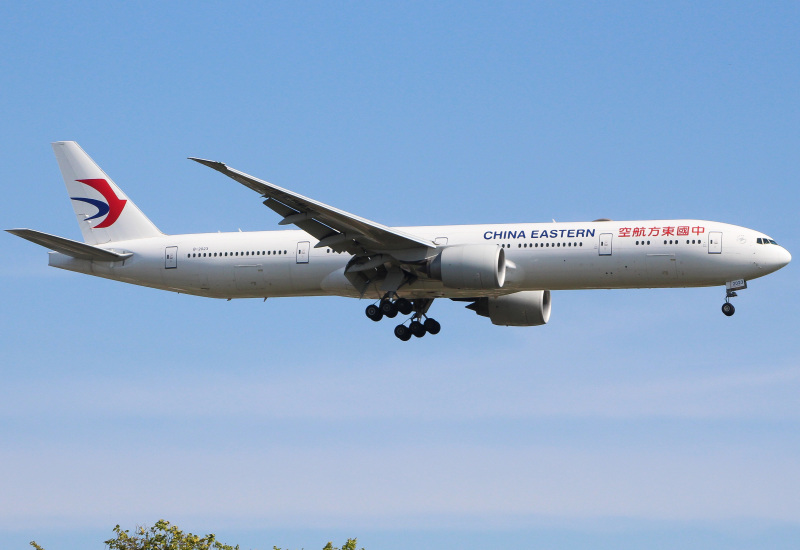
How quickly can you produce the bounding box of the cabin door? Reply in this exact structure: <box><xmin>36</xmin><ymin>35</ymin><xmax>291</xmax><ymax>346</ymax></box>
<box><xmin>165</xmin><ymin>246</ymin><xmax>178</xmax><ymax>269</ymax></box>
<box><xmin>296</xmin><ymin>241</ymin><xmax>310</xmax><ymax>264</ymax></box>
<box><xmin>708</xmin><ymin>232</ymin><xmax>722</xmax><ymax>254</ymax></box>
<box><xmin>599</xmin><ymin>234</ymin><xmax>613</xmax><ymax>256</ymax></box>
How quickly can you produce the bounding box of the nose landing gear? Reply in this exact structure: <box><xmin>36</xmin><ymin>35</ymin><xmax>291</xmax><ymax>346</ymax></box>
<box><xmin>722</xmin><ymin>298</ymin><xmax>735</xmax><ymax>317</ymax></box>
<box><xmin>721</xmin><ymin>279</ymin><xmax>746</xmax><ymax>317</ymax></box>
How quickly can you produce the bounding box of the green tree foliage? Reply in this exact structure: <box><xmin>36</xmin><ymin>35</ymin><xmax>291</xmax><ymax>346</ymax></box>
<box><xmin>29</xmin><ymin>520</ymin><xmax>362</xmax><ymax>550</ymax></box>
<box><xmin>103</xmin><ymin>520</ymin><xmax>239</xmax><ymax>550</ymax></box>
<box><xmin>321</xmin><ymin>539</ymin><xmax>362</xmax><ymax>550</ymax></box>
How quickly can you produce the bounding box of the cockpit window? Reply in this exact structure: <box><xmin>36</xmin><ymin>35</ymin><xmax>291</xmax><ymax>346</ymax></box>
<box><xmin>758</xmin><ymin>237</ymin><xmax>779</xmax><ymax>245</ymax></box>
<box><xmin>757</xmin><ymin>238</ymin><xmax>763</xmax><ymax>244</ymax></box>
<box><xmin>769</xmin><ymin>239</ymin><xmax>778</xmax><ymax>245</ymax></box>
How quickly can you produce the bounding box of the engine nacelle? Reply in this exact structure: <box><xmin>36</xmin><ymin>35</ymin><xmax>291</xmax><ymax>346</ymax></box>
<box><xmin>428</xmin><ymin>245</ymin><xmax>506</xmax><ymax>290</ymax></box>
<box><xmin>467</xmin><ymin>290</ymin><xmax>551</xmax><ymax>326</ymax></box>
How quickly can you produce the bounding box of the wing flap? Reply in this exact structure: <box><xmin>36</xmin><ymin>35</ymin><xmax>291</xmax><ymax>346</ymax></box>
<box><xmin>7</xmin><ymin>228</ymin><xmax>132</xmax><ymax>261</ymax></box>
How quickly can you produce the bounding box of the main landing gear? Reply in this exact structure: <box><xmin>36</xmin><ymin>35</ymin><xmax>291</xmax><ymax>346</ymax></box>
<box><xmin>365</xmin><ymin>295</ymin><xmax>440</xmax><ymax>341</ymax></box>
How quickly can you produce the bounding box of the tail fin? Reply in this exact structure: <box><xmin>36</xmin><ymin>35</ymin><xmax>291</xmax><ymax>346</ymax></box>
<box><xmin>52</xmin><ymin>141</ymin><xmax>162</xmax><ymax>244</ymax></box>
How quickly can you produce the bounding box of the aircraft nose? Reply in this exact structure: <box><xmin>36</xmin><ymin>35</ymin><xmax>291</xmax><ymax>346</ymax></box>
<box><xmin>778</xmin><ymin>246</ymin><xmax>792</xmax><ymax>268</ymax></box>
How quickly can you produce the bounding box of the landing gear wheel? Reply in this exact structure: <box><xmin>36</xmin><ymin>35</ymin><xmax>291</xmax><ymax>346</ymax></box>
<box><xmin>722</xmin><ymin>302</ymin><xmax>735</xmax><ymax>317</ymax></box>
<box><xmin>365</xmin><ymin>304</ymin><xmax>383</xmax><ymax>322</ymax></box>
<box><xmin>395</xmin><ymin>298</ymin><xmax>413</xmax><ymax>315</ymax></box>
<box><xmin>409</xmin><ymin>320</ymin><xmax>426</xmax><ymax>338</ymax></box>
<box><xmin>380</xmin><ymin>299</ymin><xmax>398</xmax><ymax>318</ymax></box>
<box><xmin>394</xmin><ymin>324</ymin><xmax>412</xmax><ymax>341</ymax></box>
<box><xmin>424</xmin><ymin>318</ymin><xmax>441</xmax><ymax>335</ymax></box>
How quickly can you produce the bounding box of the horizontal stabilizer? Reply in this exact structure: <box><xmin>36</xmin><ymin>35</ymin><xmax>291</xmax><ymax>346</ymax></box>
<box><xmin>6</xmin><ymin>229</ymin><xmax>132</xmax><ymax>261</ymax></box>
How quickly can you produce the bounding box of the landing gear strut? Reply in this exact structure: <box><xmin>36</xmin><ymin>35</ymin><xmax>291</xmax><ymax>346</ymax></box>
<box><xmin>365</xmin><ymin>295</ymin><xmax>440</xmax><ymax>341</ymax></box>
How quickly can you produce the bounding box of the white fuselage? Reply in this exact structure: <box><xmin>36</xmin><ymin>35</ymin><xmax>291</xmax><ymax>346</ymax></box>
<box><xmin>47</xmin><ymin>219</ymin><xmax>791</xmax><ymax>300</ymax></box>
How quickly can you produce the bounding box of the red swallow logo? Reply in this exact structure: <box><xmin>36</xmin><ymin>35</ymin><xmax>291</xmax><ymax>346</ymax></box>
<box><xmin>72</xmin><ymin>179</ymin><xmax>127</xmax><ymax>228</ymax></box>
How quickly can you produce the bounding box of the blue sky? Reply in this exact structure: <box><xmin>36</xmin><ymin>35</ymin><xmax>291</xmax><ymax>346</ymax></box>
<box><xmin>1</xmin><ymin>2</ymin><xmax>798</xmax><ymax>549</ymax></box>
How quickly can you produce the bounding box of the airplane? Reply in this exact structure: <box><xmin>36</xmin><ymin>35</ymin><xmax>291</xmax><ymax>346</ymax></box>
<box><xmin>7</xmin><ymin>141</ymin><xmax>792</xmax><ymax>341</ymax></box>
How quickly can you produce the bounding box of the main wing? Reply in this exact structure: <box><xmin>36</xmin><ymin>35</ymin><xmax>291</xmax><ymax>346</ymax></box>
<box><xmin>189</xmin><ymin>158</ymin><xmax>435</xmax><ymax>256</ymax></box>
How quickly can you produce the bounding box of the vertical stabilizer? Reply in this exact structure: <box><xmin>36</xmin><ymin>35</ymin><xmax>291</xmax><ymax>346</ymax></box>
<box><xmin>52</xmin><ymin>141</ymin><xmax>162</xmax><ymax>244</ymax></box>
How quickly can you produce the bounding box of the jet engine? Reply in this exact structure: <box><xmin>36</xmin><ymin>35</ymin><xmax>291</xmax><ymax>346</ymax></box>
<box><xmin>466</xmin><ymin>290</ymin><xmax>551</xmax><ymax>326</ymax></box>
<box><xmin>428</xmin><ymin>245</ymin><xmax>506</xmax><ymax>290</ymax></box>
